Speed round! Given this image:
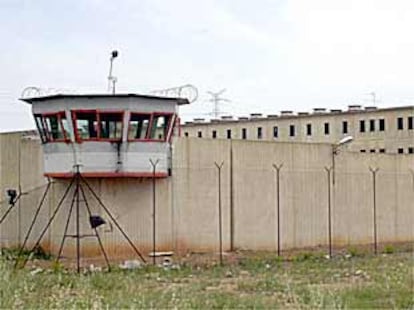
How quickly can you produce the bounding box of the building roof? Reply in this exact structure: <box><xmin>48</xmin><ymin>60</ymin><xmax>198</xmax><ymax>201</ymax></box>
<box><xmin>182</xmin><ymin>105</ymin><xmax>414</xmax><ymax>127</ymax></box>
<box><xmin>20</xmin><ymin>93</ymin><xmax>190</xmax><ymax>105</ymax></box>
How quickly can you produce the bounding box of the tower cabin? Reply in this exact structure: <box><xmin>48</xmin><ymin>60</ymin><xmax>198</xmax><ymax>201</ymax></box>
<box><xmin>21</xmin><ymin>94</ymin><xmax>189</xmax><ymax>178</ymax></box>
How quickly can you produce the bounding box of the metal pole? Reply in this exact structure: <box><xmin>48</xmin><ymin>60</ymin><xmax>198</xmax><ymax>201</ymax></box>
<box><xmin>215</xmin><ymin>161</ymin><xmax>224</xmax><ymax>265</ymax></box>
<box><xmin>272</xmin><ymin>164</ymin><xmax>283</xmax><ymax>256</ymax></box>
<box><xmin>14</xmin><ymin>182</ymin><xmax>51</xmax><ymax>269</ymax></box>
<box><xmin>325</xmin><ymin>167</ymin><xmax>333</xmax><ymax>258</ymax></box>
<box><xmin>229</xmin><ymin>142</ymin><xmax>234</xmax><ymax>251</ymax></box>
<box><xmin>370</xmin><ymin>167</ymin><xmax>379</xmax><ymax>254</ymax></box>
<box><xmin>108</xmin><ymin>58</ymin><xmax>113</xmax><ymax>92</ymax></box>
<box><xmin>112</xmin><ymin>79</ymin><xmax>116</xmax><ymax>95</ymax></box>
<box><xmin>332</xmin><ymin>145</ymin><xmax>336</xmax><ymax>186</ymax></box>
<box><xmin>55</xmin><ymin>185</ymin><xmax>77</xmax><ymax>266</ymax></box>
<box><xmin>149</xmin><ymin>159</ymin><xmax>159</xmax><ymax>265</ymax></box>
<box><xmin>75</xmin><ymin>169</ymin><xmax>81</xmax><ymax>273</ymax></box>
<box><xmin>0</xmin><ymin>190</ymin><xmax>26</xmax><ymax>225</ymax></box>
<box><xmin>0</xmin><ymin>203</ymin><xmax>18</xmax><ymax>225</ymax></box>
<box><xmin>17</xmin><ymin>177</ymin><xmax>75</xmax><ymax>269</ymax></box>
<box><xmin>18</xmin><ymin>139</ymin><xmax>22</xmax><ymax>247</ymax></box>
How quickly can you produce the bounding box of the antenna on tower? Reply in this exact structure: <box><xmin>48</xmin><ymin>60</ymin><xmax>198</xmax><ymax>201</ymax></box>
<box><xmin>108</xmin><ymin>50</ymin><xmax>119</xmax><ymax>94</ymax></box>
<box><xmin>207</xmin><ymin>88</ymin><xmax>230</xmax><ymax>119</ymax></box>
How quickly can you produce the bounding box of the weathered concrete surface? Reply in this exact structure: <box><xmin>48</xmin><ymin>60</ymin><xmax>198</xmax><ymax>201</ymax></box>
<box><xmin>172</xmin><ymin>138</ymin><xmax>231</xmax><ymax>253</ymax></box>
<box><xmin>0</xmin><ymin>132</ymin><xmax>50</xmax><ymax>250</ymax></box>
<box><xmin>0</xmin><ymin>133</ymin><xmax>413</xmax><ymax>258</ymax></box>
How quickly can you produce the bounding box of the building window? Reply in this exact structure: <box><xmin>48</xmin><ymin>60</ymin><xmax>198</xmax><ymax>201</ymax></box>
<box><xmin>360</xmin><ymin>149</ymin><xmax>366</xmax><ymax>153</ymax></box>
<box><xmin>34</xmin><ymin>115</ymin><xmax>47</xmax><ymax>143</ymax></box>
<box><xmin>150</xmin><ymin>114</ymin><xmax>172</xmax><ymax>140</ymax></box>
<box><xmin>227</xmin><ymin>129</ymin><xmax>232</xmax><ymax>139</ymax></box>
<box><xmin>379</xmin><ymin>148</ymin><xmax>385</xmax><ymax>153</ymax></box>
<box><xmin>359</xmin><ymin>120</ymin><xmax>365</xmax><ymax>133</ymax></box>
<box><xmin>99</xmin><ymin>112</ymin><xmax>123</xmax><ymax>140</ymax></box>
<box><xmin>197</xmin><ymin>131</ymin><xmax>202</xmax><ymax>138</ymax></box>
<box><xmin>408</xmin><ymin>116</ymin><xmax>413</xmax><ymax>130</ymax></box>
<box><xmin>324</xmin><ymin>122</ymin><xmax>330</xmax><ymax>135</ymax></box>
<box><xmin>73</xmin><ymin>111</ymin><xmax>98</xmax><ymax>141</ymax></box>
<box><xmin>306</xmin><ymin>123</ymin><xmax>312</xmax><ymax>136</ymax></box>
<box><xmin>257</xmin><ymin>127</ymin><xmax>263</xmax><ymax>139</ymax></box>
<box><xmin>379</xmin><ymin>119</ymin><xmax>385</xmax><ymax>131</ymax></box>
<box><xmin>35</xmin><ymin>112</ymin><xmax>70</xmax><ymax>143</ymax></box>
<box><xmin>273</xmin><ymin>126</ymin><xmax>278</xmax><ymax>138</ymax></box>
<box><xmin>369</xmin><ymin>119</ymin><xmax>375</xmax><ymax>132</ymax></box>
<box><xmin>398</xmin><ymin>148</ymin><xmax>404</xmax><ymax>154</ymax></box>
<box><xmin>409</xmin><ymin>147</ymin><xmax>414</xmax><ymax>154</ymax></box>
<box><xmin>128</xmin><ymin>113</ymin><xmax>151</xmax><ymax>140</ymax></box>
<box><xmin>342</xmin><ymin>121</ymin><xmax>348</xmax><ymax>134</ymax></box>
<box><xmin>212</xmin><ymin>130</ymin><xmax>217</xmax><ymax>139</ymax></box>
<box><xmin>128</xmin><ymin>112</ymin><xmax>173</xmax><ymax>141</ymax></box>
<box><xmin>242</xmin><ymin>128</ymin><xmax>247</xmax><ymax>140</ymax></box>
<box><xmin>184</xmin><ymin>132</ymin><xmax>189</xmax><ymax>137</ymax></box>
<box><xmin>397</xmin><ymin>117</ymin><xmax>404</xmax><ymax>130</ymax></box>
<box><xmin>370</xmin><ymin>149</ymin><xmax>376</xmax><ymax>153</ymax></box>
<box><xmin>289</xmin><ymin>125</ymin><xmax>295</xmax><ymax>137</ymax></box>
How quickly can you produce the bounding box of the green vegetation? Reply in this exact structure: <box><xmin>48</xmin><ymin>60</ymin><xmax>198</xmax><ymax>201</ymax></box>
<box><xmin>0</xmin><ymin>251</ymin><xmax>413</xmax><ymax>308</ymax></box>
<box><xmin>383</xmin><ymin>244</ymin><xmax>395</xmax><ymax>254</ymax></box>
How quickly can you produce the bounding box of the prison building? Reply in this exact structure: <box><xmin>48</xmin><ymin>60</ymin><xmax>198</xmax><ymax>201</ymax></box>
<box><xmin>21</xmin><ymin>94</ymin><xmax>189</xmax><ymax>178</ymax></box>
<box><xmin>182</xmin><ymin>105</ymin><xmax>414</xmax><ymax>154</ymax></box>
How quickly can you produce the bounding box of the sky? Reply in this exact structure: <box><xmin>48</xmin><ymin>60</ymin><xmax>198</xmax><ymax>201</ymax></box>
<box><xmin>2</xmin><ymin>0</ymin><xmax>414</xmax><ymax>131</ymax></box>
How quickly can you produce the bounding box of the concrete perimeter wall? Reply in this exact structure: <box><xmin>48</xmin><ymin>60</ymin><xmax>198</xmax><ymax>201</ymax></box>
<box><xmin>0</xmin><ymin>133</ymin><xmax>413</xmax><ymax>258</ymax></box>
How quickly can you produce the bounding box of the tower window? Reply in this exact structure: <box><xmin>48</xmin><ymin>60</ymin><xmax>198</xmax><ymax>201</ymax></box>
<box><xmin>197</xmin><ymin>131</ymin><xmax>202</xmax><ymax>138</ymax></box>
<box><xmin>73</xmin><ymin>111</ymin><xmax>98</xmax><ymax>141</ymax></box>
<box><xmin>408</xmin><ymin>116</ymin><xmax>413</xmax><ymax>130</ymax></box>
<box><xmin>128</xmin><ymin>112</ymin><xmax>173</xmax><ymax>141</ymax></box>
<box><xmin>100</xmin><ymin>112</ymin><xmax>123</xmax><ymax>140</ymax></box>
<box><xmin>128</xmin><ymin>113</ymin><xmax>151</xmax><ymax>140</ymax></box>
<box><xmin>227</xmin><ymin>129</ymin><xmax>232</xmax><ymax>139</ymax></box>
<box><xmin>149</xmin><ymin>114</ymin><xmax>172</xmax><ymax>141</ymax></box>
<box><xmin>398</xmin><ymin>148</ymin><xmax>404</xmax><ymax>154</ymax></box>
<box><xmin>35</xmin><ymin>112</ymin><xmax>70</xmax><ymax>143</ymax></box>
<box><xmin>212</xmin><ymin>130</ymin><xmax>217</xmax><ymax>139</ymax></box>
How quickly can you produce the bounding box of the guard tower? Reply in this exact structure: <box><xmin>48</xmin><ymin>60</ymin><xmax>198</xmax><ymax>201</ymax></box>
<box><xmin>21</xmin><ymin>94</ymin><xmax>189</xmax><ymax>178</ymax></box>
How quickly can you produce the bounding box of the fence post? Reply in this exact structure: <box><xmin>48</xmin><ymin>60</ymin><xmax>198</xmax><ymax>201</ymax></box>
<box><xmin>214</xmin><ymin>161</ymin><xmax>224</xmax><ymax>265</ymax></box>
<box><xmin>325</xmin><ymin>166</ymin><xmax>333</xmax><ymax>258</ymax></box>
<box><xmin>272</xmin><ymin>163</ymin><xmax>283</xmax><ymax>256</ymax></box>
<box><xmin>149</xmin><ymin>159</ymin><xmax>160</xmax><ymax>265</ymax></box>
<box><xmin>369</xmin><ymin>167</ymin><xmax>379</xmax><ymax>254</ymax></box>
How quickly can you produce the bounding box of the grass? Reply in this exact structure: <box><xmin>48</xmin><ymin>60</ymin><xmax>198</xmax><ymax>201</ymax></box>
<box><xmin>0</xmin><ymin>250</ymin><xmax>413</xmax><ymax>309</ymax></box>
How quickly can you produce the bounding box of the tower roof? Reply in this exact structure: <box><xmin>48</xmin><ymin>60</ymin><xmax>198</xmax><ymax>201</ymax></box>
<box><xmin>20</xmin><ymin>93</ymin><xmax>190</xmax><ymax>105</ymax></box>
